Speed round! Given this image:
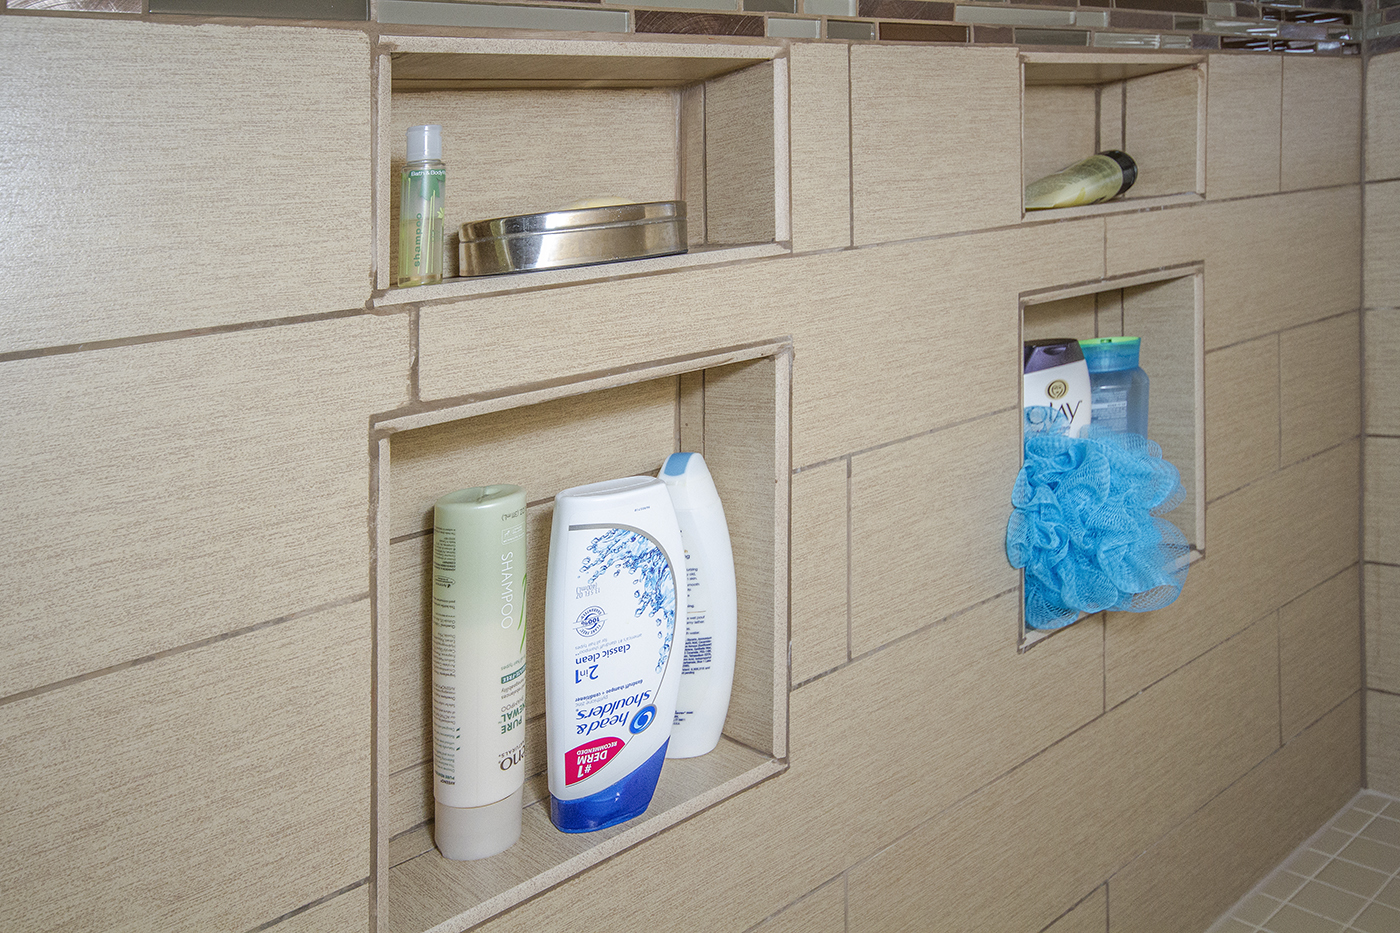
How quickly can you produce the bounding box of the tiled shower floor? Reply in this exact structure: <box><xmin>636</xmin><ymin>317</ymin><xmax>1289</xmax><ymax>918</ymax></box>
<box><xmin>1208</xmin><ymin>791</ymin><xmax>1400</xmax><ymax>933</ymax></box>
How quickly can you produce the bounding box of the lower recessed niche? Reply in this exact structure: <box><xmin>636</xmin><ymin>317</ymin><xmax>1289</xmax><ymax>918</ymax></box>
<box><xmin>1017</xmin><ymin>266</ymin><xmax>1204</xmax><ymax>650</ymax></box>
<box><xmin>369</xmin><ymin>340</ymin><xmax>791</xmax><ymax>933</ymax></box>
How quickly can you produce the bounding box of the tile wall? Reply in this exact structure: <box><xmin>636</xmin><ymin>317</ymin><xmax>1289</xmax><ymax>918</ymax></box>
<box><xmin>0</xmin><ymin>7</ymin><xmax>1390</xmax><ymax>933</ymax></box>
<box><xmin>5</xmin><ymin>0</ymin><xmax>1394</xmax><ymax>53</ymax></box>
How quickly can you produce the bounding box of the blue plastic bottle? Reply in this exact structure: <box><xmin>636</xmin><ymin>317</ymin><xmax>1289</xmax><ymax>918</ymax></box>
<box><xmin>1079</xmin><ymin>337</ymin><xmax>1149</xmax><ymax>437</ymax></box>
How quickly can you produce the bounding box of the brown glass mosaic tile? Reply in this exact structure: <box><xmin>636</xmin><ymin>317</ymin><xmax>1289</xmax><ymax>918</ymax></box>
<box><xmin>744</xmin><ymin>0</ymin><xmax>795</xmax><ymax>11</ymax></box>
<box><xmin>858</xmin><ymin>0</ymin><xmax>952</xmax><ymax>20</ymax></box>
<box><xmin>1221</xmin><ymin>32</ymin><xmax>1274</xmax><ymax>44</ymax></box>
<box><xmin>7</xmin><ymin>0</ymin><xmax>140</xmax><ymax>8</ymax></box>
<box><xmin>826</xmin><ymin>17</ymin><xmax>876</xmax><ymax>35</ymax></box>
<box><xmin>1387</xmin><ymin>6</ymin><xmax>1400</xmax><ymax>22</ymax></box>
<box><xmin>634</xmin><ymin>8</ymin><xmax>765</xmax><ymax>31</ymax></box>
<box><xmin>151</xmin><ymin>0</ymin><xmax>368</xmax><ymax>14</ymax></box>
<box><xmin>1374</xmin><ymin>33</ymin><xmax>1400</xmax><ymax>52</ymax></box>
<box><xmin>877</xmin><ymin>19</ymin><xmax>968</xmax><ymax>37</ymax></box>
<box><xmin>1191</xmin><ymin>30</ymin><xmax>1221</xmax><ymax>43</ymax></box>
<box><xmin>1175</xmin><ymin>15</ymin><xmax>1203</xmax><ymax>27</ymax></box>
<box><xmin>973</xmin><ymin>22</ymin><xmax>1014</xmax><ymax>39</ymax></box>
<box><xmin>1014</xmin><ymin>25</ymin><xmax>1088</xmax><ymax>41</ymax></box>
<box><xmin>1110</xmin><ymin>8</ymin><xmax>1174</xmax><ymax>26</ymax></box>
<box><xmin>1112</xmin><ymin>0</ymin><xmax>1204</xmax><ymax>13</ymax></box>
<box><xmin>1234</xmin><ymin>2</ymin><xmax>1260</xmax><ymax>16</ymax></box>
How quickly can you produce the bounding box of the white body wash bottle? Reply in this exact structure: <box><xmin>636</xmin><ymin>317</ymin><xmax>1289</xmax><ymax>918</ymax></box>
<box><xmin>431</xmin><ymin>485</ymin><xmax>527</xmax><ymax>860</ymax></box>
<box><xmin>659</xmin><ymin>452</ymin><xmax>737</xmax><ymax>759</ymax></box>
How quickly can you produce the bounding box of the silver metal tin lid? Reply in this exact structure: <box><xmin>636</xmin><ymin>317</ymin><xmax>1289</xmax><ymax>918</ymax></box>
<box><xmin>459</xmin><ymin>200</ymin><xmax>686</xmax><ymax>277</ymax></box>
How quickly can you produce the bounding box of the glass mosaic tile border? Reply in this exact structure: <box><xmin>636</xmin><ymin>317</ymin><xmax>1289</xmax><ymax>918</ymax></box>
<box><xmin>3</xmin><ymin>0</ymin><xmax>1392</xmax><ymax>54</ymax></box>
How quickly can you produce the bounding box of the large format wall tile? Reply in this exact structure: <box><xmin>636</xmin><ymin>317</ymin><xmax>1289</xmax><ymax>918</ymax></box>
<box><xmin>788</xmin><ymin>43</ymin><xmax>852</xmax><ymax>254</ymax></box>
<box><xmin>850</xmin><ymin>410</ymin><xmax>1020</xmax><ymax>654</ymax></box>
<box><xmin>1368</xmin><ymin>564</ymin><xmax>1400</xmax><ymax>694</ymax></box>
<box><xmin>1367</xmin><ymin>690</ymin><xmax>1400</xmax><ymax>796</ymax></box>
<box><xmin>1279</xmin><ymin>567</ymin><xmax>1360</xmax><ymax>741</ymax></box>
<box><xmin>1046</xmin><ymin>887</ymin><xmax>1107</xmax><ymax>933</ymax></box>
<box><xmin>1366</xmin><ymin>181</ymin><xmax>1400</xmax><ymax>308</ymax></box>
<box><xmin>790</xmin><ymin>461</ymin><xmax>849</xmax><ymax>683</ymax></box>
<box><xmin>1204</xmin><ymin>335</ymin><xmax>1279</xmax><ymax>501</ymax></box>
<box><xmin>0</xmin><ymin>601</ymin><xmax>370</xmax><ymax>933</ymax></box>
<box><xmin>266</xmin><ymin>888</ymin><xmax>368</xmax><ymax>933</ymax></box>
<box><xmin>1367</xmin><ymin>437</ymin><xmax>1400</xmax><ymax>565</ymax></box>
<box><xmin>1279</xmin><ymin>312</ymin><xmax>1360</xmax><ymax>465</ymax></box>
<box><xmin>0</xmin><ymin>315</ymin><xmax>408</xmax><ymax>697</ymax></box>
<box><xmin>1367</xmin><ymin>308</ymin><xmax>1400</xmax><ymax>436</ymax></box>
<box><xmin>1107</xmin><ymin>695</ymin><xmax>1360</xmax><ymax>933</ymax></box>
<box><xmin>849</xmin><ymin>45</ymin><xmax>1020</xmax><ymax>244</ymax></box>
<box><xmin>1107</xmin><ymin>188</ymin><xmax>1361</xmax><ymax>351</ymax></box>
<box><xmin>0</xmin><ymin>19</ymin><xmax>371</xmax><ymax>352</ymax></box>
<box><xmin>750</xmin><ymin>877</ymin><xmax>846</xmax><ymax>933</ymax></box>
<box><xmin>847</xmin><ymin>618</ymin><xmax>1279</xmax><ymax>933</ymax></box>
<box><xmin>1281</xmin><ymin>56</ymin><xmax>1361</xmax><ymax>192</ymax></box>
<box><xmin>1206</xmin><ymin>55</ymin><xmax>1282</xmax><ymax>200</ymax></box>
<box><xmin>1367</xmin><ymin>54</ymin><xmax>1400</xmax><ymax>183</ymax></box>
<box><xmin>1105</xmin><ymin>441</ymin><xmax>1358</xmax><ymax>708</ymax></box>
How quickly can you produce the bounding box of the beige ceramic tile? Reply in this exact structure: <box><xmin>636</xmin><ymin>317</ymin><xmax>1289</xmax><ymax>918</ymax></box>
<box><xmin>848</xmin><ymin>618</ymin><xmax>1279</xmax><ymax>933</ymax></box>
<box><xmin>266</xmin><ymin>887</ymin><xmax>368</xmax><ymax>933</ymax></box>
<box><xmin>0</xmin><ymin>315</ymin><xmax>408</xmax><ymax>698</ymax></box>
<box><xmin>1124</xmin><ymin>65</ymin><xmax>1202</xmax><ymax>199</ymax></box>
<box><xmin>1024</xmin><ymin>292</ymin><xmax>1098</xmax><ymax>342</ymax></box>
<box><xmin>1100</xmin><ymin>80</ymin><xmax>1125</xmax><ymax>153</ymax></box>
<box><xmin>706</xmin><ymin>61</ymin><xmax>778</xmax><ymax>246</ymax></box>
<box><xmin>388</xmin><ymin>377</ymin><xmax>678</xmax><ymax>538</ymax></box>
<box><xmin>1046</xmin><ymin>887</ymin><xmax>1107</xmax><ymax>933</ymax></box>
<box><xmin>0</xmin><ymin>19</ymin><xmax>371</xmax><ymax>352</ymax></box>
<box><xmin>850</xmin><ymin>45</ymin><xmax>1020</xmax><ymax>242</ymax></box>
<box><xmin>1367</xmin><ymin>309</ymin><xmax>1400</xmax><ymax>436</ymax></box>
<box><xmin>1367</xmin><ymin>438</ymin><xmax>1400</xmax><ymax>565</ymax></box>
<box><xmin>0</xmin><ymin>602</ymin><xmax>370</xmax><ymax>932</ymax></box>
<box><xmin>1368</xmin><ymin>690</ymin><xmax>1400</xmax><ymax>796</ymax></box>
<box><xmin>1279</xmin><ymin>567</ymin><xmax>1361</xmax><ymax>740</ymax></box>
<box><xmin>1110</xmin><ymin>695</ymin><xmax>1360</xmax><ymax>933</ymax></box>
<box><xmin>1105</xmin><ymin>441</ymin><xmax>1358</xmax><ymax>708</ymax></box>
<box><xmin>682</xmin><ymin>83</ymin><xmax>707</xmax><ymax>246</ymax></box>
<box><xmin>1367</xmin><ymin>54</ymin><xmax>1400</xmax><ymax>183</ymax></box>
<box><xmin>788</xmin><ymin>43</ymin><xmax>852</xmax><ymax>253</ymax></box>
<box><xmin>1281</xmin><ymin>56</ymin><xmax>1361</xmax><ymax>192</ymax></box>
<box><xmin>390</xmin><ymin>86</ymin><xmax>677</xmax><ymax>280</ymax></box>
<box><xmin>1365</xmin><ymin>181</ymin><xmax>1400</xmax><ymax>309</ymax></box>
<box><xmin>1022</xmin><ymin>84</ymin><xmax>1098</xmax><ymax>189</ymax></box>
<box><xmin>1205</xmin><ymin>335</ymin><xmax>1279</xmax><ymax>501</ymax></box>
<box><xmin>1280</xmin><ymin>312</ymin><xmax>1360</xmax><ymax>465</ymax></box>
<box><xmin>749</xmin><ymin>876</ymin><xmax>845</xmax><ymax>933</ymax></box>
<box><xmin>1206</xmin><ymin>54</ymin><xmax>1282</xmax><ymax>200</ymax></box>
<box><xmin>1106</xmin><ymin>189</ymin><xmax>1360</xmax><ymax>351</ymax></box>
<box><xmin>850</xmin><ymin>410</ymin><xmax>1020</xmax><ymax>654</ymax></box>
<box><xmin>1368</xmin><ymin>564</ymin><xmax>1400</xmax><ymax>694</ymax></box>
<box><xmin>790</xmin><ymin>461</ymin><xmax>849</xmax><ymax>683</ymax></box>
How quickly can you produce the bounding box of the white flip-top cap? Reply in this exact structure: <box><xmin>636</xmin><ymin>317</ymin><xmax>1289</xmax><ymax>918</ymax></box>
<box><xmin>659</xmin><ymin>452</ymin><xmax>722</xmax><ymax>512</ymax></box>
<box><xmin>406</xmin><ymin>124</ymin><xmax>442</xmax><ymax>163</ymax></box>
<box><xmin>435</xmin><ymin>787</ymin><xmax>522</xmax><ymax>861</ymax></box>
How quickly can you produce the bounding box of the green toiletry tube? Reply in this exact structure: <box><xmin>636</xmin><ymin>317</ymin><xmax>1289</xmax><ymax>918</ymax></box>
<box><xmin>431</xmin><ymin>485</ymin><xmax>527</xmax><ymax>860</ymax></box>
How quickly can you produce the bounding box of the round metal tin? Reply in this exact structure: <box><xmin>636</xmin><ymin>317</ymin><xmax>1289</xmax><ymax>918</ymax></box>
<box><xmin>459</xmin><ymin>200</ymin><xmax>687</xmax><ymax>277</ymax></box>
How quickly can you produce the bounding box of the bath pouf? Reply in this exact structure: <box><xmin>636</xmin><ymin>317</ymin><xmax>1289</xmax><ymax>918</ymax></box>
<box><xmin>1006</xmin><ymin>409</ymin><xmax>1190</xmax><ymax>630</ymax></box>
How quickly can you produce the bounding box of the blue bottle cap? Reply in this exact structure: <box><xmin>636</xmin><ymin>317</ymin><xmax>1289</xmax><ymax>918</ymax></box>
<box><xmin>1078</xmin><ymin>336</ymin><xmax>1141</xmax><ymax>373</ymax></box>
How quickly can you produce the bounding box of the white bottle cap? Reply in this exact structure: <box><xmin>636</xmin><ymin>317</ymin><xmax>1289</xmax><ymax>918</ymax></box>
<box><xmin>406</xmin><ymin>124</ymin><xmax>442</xmax><ymax>163</ymax></box>
<box><xmin>659</xmin><ymin>452</ymin><xmax>722</xmax><ymax>512</ymax></box>
<box><xmin>434</xmin><ymin>787</ymin><xmax>522</xmax><ymax>861</ymax></box>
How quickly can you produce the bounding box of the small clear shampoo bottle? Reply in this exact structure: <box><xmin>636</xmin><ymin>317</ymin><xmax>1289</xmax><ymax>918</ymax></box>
<box><xmin>398</xmin><ymin>124</ymin><xmax>445</xmax><ymax>288</ymax></box>
<box><xmin>1079</xmin><ymin>336</ymin><xmax>1150</xmax><ymax>437</ymax></box>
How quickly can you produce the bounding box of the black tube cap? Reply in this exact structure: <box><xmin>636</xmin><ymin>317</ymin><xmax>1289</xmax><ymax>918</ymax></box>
<box><xmin>1100</xmin><ymin>150</ymin><xmax>1138</xmax><ymax>198</ymax></box>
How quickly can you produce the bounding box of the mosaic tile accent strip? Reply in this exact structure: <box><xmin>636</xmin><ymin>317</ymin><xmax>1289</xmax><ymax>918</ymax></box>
<box><xmin>7</xmin><ymin>0</ymin><xmax>140</xmax><ymax>10</ymax></box>
<box><xmin>1209</xmin><ymin>792</ymin><xmax>1400</xmax><ymax>933</ymax></box>
<box><xmin>0</xmin><ymin>0</ymin><xmax>1372</xmax><ymax>53</ymax></box>
<box><xmin>148</xmin><ymin>0</ymin><xmax>368</xmax><ymax>14</ymax></box>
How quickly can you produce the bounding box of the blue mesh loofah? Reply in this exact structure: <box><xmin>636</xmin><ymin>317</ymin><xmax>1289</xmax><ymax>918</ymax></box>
<box><xmin>1007</xmin><ymin>408</ymin><xmax>1190</xmax><ymax>630</ymax></box>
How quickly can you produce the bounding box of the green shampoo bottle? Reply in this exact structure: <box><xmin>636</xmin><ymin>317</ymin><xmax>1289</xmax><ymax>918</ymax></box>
<box><xmin>398</xmin><ymin>124</ymin><xmax>446</xmax><ymax>287</ymax></box>
<box><xmin>431</xmin><ymin>485</ymin><xmax>527</xmax><ymax>860</ymax></box>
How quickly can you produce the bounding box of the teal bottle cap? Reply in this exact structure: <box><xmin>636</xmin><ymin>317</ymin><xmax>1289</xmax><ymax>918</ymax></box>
<box><xmin>1078</xmin><ymin>336</ymin><xmax>1141</xmax><ymax>373</ymax></box>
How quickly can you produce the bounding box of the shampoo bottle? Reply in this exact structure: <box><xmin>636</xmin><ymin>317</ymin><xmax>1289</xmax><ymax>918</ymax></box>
<box><xmin>1024</xmin><ymin>151</ymin><xmax>1137</xmax><ymax>211</ymax></box>
<box><xmin>545</xmin><ymin>476</ymin><xmax>686</xmax><ymax>833</ymax></box>
<box><xmin>1079</xmin><ymin>336</ymin><xmax>1150</xmax><ymax>436</ymax></box>
<box><xmin>1023</xmin><ymin>338</ymin><xmax>1093</xmax><ymax>437</ymax></box>
<box><xmin>431</xmin><ymin>485</ymin><xmax>528</xmax><ymax>860</ymax></box>
<box><xmin>398</xmin><ymin>124</ymin><xmax>446</xmax><ymax>288</ymax></box>
<box><xmin>659</xmin><ymin>452</ymin><xmax>736</xmax><ymax>759</ymax></box>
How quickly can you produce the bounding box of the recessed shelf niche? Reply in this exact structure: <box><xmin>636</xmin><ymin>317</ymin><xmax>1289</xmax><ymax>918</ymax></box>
<box><xmin>1017</xmin><ymin>266</ymin><xmax>1204</xmax><ymax>650</ymax></box>
<box><xmin>369</xmin><ymin>340</ymin><xmax>792</xmax><ymax>933</ymax></box>
<box><xmin>375</xmin><ymin>36</ymin><xmax>791</xmax><ymax>302</ymax></box>
<box><xmin>1021</xmin><ymin>52</ymin><xmax>1206</xmax><ymax>217</ymax></box>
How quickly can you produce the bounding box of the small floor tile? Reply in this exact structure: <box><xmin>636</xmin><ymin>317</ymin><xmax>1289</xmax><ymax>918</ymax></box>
<box><xmin>1350</xmin><ymin>900</ymin><xmax>1400</xmax><ymax>933</ymax></box>
<box><xmin>1263</xmin><ymin>872</ymin><xmax>1313</xmax><ymax>901</ymax></box>
<box><xmin>1383</xmin><ymin>801</ymin><xmax>1400</xmax><ymax>820</ymax></box>
<box><xmin>1362</xmin><ymin>816</ymin><xmax>1400</xmax><ymax>849</ymax></box>
<box><xmin>1313</xmin><ymin>857</ymin><xmax>1389</xmax><ymax>898</ymax></box>
<box><xmin>1313</xmin><ymin>829</ymin><xmax>1358</xmax><ymax>855</ymax></box>
<box><xmin>1375</xmin><ymin>877</ymin><xmax>1400</xmax><ymax>910</ymax></box>
<box><xmin>1216</xmin><ymin>920</ymin><xmax>1260</xmax><ymax>933</ymax></box>
<box><xmin>1333</xmin><ymin>808</ymin><xmax>1376</xmax><ymax>833</ymax></box>
<box><xmin>1286</xmin><ymin>850</ymin><xmax>1331</xmax><ymax>878</ymax></box>
<box><xmin>1236</xmin><ymin>894</ymin><xmax>1285</xmax><ymax>925</ymax></box>
<box><xmin>1354</xmin><ymin>794</ymin><xmax>1391</xmax><ymax>814</ymax></box>
<box><xmin>1259</xmin><ymin>903</ymin><xmax>1344</xmax><ymax>933</ymax></box>
<box><xmin>1338</xmin><ymin>837</ymin><xmax>1400</xmax><ymax>874</ymax></box>
<box><xmin>1288</xmin><ymin>881</ymin><xmax>1366</xmax><ymax>923</ymax></box>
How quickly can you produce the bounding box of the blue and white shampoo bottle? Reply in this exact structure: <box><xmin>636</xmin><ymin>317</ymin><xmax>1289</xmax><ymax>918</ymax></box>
<box><xmin>545</xmin><ymin>476</ymin><xmax>686</xmax><ymax>832</ymax></box>
<box><xmin>660</xmin><ymin>452</ymin><xmax>737</xmax><ymax>759</ymax></box>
